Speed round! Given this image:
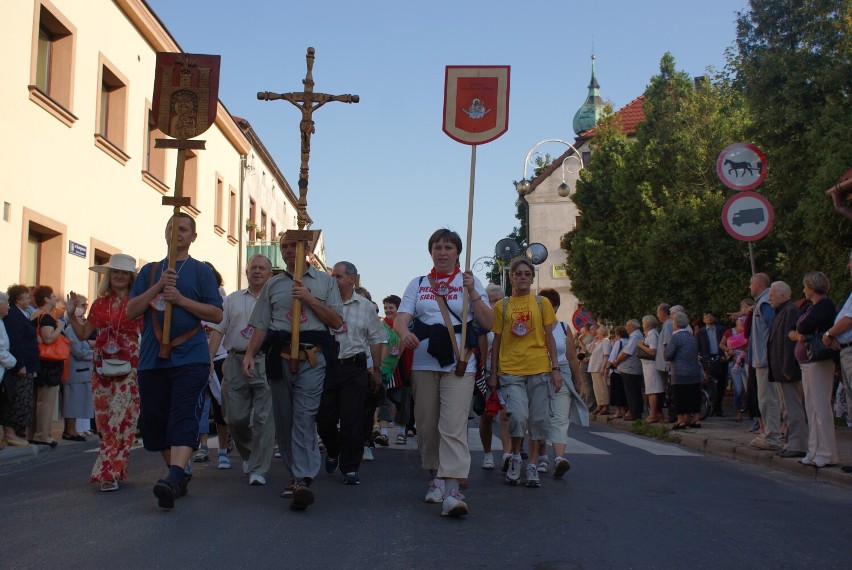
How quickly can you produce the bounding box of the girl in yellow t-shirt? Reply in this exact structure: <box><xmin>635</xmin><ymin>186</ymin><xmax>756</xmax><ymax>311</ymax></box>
<box><xmin>488</xmin><ymin>259</ymin><xmax>561</xmax><ymax>488</ymax></box>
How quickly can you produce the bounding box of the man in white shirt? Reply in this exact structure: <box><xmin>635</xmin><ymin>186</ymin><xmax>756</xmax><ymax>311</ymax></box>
<box><xmin>208</xmin><ymin>255</ymin><xmax>274</xmax><ymax>486</ymax></box>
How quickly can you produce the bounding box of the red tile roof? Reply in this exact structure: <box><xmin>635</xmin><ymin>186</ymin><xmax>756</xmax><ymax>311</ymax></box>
<box><xmin>583</xmin><ymin>94</ymin><xmax>645</xmax><ymax>138</ymax></box>
<box><xmin>528</xmin><ymin>95</ymin><xmax>646</xmax><ymax>190</ymax></box>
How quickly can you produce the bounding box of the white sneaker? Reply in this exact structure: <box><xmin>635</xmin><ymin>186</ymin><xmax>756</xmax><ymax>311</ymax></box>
<box><xmin>553</xmin><ymin>456</ymin><xmax>571</xmax><ymax>478</ymax></box>
<box><xmin>424</xmin><ymin>479</ymin><xmax>444</xmax><ymax>503</ymax></box>
<box><xmin>505</xmin><ymin>457</ymin><xmax>521</xmax><ymax>486</ymax></box>
<box><xmin>525</xmin><ymin>463</ymin><xmax>541</xmax><ymax>488</ymax></box>
<box><xmin>362</xmin><ymin>446</ymin><xmax>374</xmax><ymax>461</ymax></box>
<box><xmin>441</xmin><ymin>489</ymin><xmax>468</xmax><ymax>517</ymax></box>
<box><xmin>537</xmin><ymin>455</ymin><xmax>549</xmax><ymax>473</ymax></box>
<box><xmin>248</xmin><ymin>473</ymin><xmax>266</xmax><ymax>486</ymax></box>
<box><xmin>482</xmin><ymin>453</ymin><xmax>495</xmax><ymax>470</ymax></box>
<box><xmin>242</xmin><ymin>460</ymin><xmax>250</xmax><ymax>474</ymax></box>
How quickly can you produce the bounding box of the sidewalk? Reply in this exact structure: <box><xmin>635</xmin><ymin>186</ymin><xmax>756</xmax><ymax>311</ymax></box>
<box><xmin>595</xmin><ymin>411</ymin><xmax>852</xmax><ymax>490</ymax></box>
<box><xmin>0</xmin><ymin>420</ymin><xmax>96</xmax><ymax>468</ymax></box>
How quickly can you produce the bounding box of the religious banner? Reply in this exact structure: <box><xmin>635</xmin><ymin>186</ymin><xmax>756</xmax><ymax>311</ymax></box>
<box><xmin>152</xmin><ymin>53</ymin><xmax>221</xmax><ymax>140</ymax></box>
<box><xmin>443</xmin><ymin>66</ymin><xmax>510</xmax><ymax>145</ymax></box>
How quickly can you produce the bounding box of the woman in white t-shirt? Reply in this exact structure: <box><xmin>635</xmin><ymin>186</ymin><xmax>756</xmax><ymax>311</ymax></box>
<box><xmin>538</xmin><ymin>289</ymin><xmax>588</xmax><ymax>478</ymax></box>
<box><xmin>394</xmin><ymin>229</ymin><xmax>493</xmax><ymax>518</ymax></box>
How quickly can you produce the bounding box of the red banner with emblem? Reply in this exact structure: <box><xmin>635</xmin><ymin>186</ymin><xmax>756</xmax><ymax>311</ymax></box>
<box><xmin>443</xmin><ymin>66</ymin><xmax>510</xmax><ymax>145</ymax></box>
<box><xmin>152</xmin><ymin>53</ymin><xmax>221</xmax><ymax>140</ymax></box>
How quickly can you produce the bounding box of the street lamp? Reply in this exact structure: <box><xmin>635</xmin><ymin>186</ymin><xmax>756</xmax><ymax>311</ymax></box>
<box><xmin>511</xmin><ymin>139</ymin><xmax>582</xmax><ymax>293</ymax></box>
<box><xmin>516</xmin><ymin>138</ymin><xmax>584</xmax><ymax>200</ymax></box>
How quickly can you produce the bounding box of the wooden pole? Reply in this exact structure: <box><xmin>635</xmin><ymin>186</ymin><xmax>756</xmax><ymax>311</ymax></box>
<box><xmin>155</xmin><ymin>138</ymin><xmax>204</xmax><ymax>356</ymax></box>
<box><xmin>459</xmin><ymin>144</ymin><xmax>477</xmax><ymax>358</ymax></box>
<box><xmin>289</xmin><ymin>240</ymin><xmax>306</xmax><ymax>373</ymax></box>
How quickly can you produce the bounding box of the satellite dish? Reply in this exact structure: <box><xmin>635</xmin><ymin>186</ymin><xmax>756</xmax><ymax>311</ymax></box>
<box><xmin>495</xmin><ymin>238</ymin><xmax>520</xmax><ymax>262</ymax></box>
<box><xmin>526</xmin><ymin>242</ymin><xmax>549</xmax><ymax>265</ymax></box>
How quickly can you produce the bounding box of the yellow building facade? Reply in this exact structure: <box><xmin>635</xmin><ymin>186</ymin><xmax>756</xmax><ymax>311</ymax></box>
<box><xmin>0</xmin><ymin>0</ymin><xmax>305</xmax><ymax>299</ymax></box>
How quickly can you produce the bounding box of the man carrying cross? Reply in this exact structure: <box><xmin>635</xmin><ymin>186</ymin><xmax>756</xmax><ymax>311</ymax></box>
<box><xmin>126</xmin><ymin>213</ymin><xmax>223</xmax><ymax>510</ymax></box>
<box><xmin>242</xmin><ymin>235</ymin><xmax>343</xmax><ymax>511</ymax></box>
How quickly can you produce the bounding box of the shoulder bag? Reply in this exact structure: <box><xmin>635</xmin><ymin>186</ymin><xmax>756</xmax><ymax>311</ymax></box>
<box><xmin>427</xmin><ymin>276</ymin><xmax>469</xmax><ymax>376</ymax></box>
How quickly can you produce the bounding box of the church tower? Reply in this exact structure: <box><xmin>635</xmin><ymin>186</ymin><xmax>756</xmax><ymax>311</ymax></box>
<box><xmin>572</xmin><ymin>55</ymin><xmax>604</xmax><ymax>136</ymax></box>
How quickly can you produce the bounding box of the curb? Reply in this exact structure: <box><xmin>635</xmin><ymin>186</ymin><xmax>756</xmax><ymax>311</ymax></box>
<box><xmin>592</xmin><ymin>413</ymin><xmax>852</xmax><ymax>491</ymax></box>
<box><xmin>0</xmin><ymin>444</ymin><xmax>41</xmax><ymax>466</ymax></box>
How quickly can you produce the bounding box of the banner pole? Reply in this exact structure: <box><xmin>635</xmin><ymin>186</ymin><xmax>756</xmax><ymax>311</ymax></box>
<box><xmin>460</xmin><ymin>144</ymin><xmax>477</xmax><ymax>359</ymax></box>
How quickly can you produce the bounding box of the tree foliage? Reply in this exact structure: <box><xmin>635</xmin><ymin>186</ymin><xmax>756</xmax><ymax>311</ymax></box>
<box><xmin>732</xmin><ymin>0</ymin><xmax>852</xmax><ymax>302</ymax></box>
<box><xmin>563</xmin><ymin>54</ymin><xmax>753</xmax><ymax>322</ymax></box>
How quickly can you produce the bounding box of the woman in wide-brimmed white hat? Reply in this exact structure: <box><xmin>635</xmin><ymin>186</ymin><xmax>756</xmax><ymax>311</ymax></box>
<box><xmin>66</xmin><ymin>253</ymin><xmax>143</xmax><ymax>492</ymax></box>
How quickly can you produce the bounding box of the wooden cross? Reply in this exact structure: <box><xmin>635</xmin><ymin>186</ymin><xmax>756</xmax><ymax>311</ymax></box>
<box><xmin>258</xmin><ymin>47</ymin><xmax>359</xmax><ymax>371</ymax></box>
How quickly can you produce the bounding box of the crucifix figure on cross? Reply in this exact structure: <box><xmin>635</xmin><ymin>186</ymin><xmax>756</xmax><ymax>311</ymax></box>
<box><xmin>258</xmin><ymin>47</ymin><xmax>359</xmax><ymax>231</ymax></box>
<box><xmin>257</xmin><ymin>47</ymin><xmax>359</xmax><ymax>371</ymax></box>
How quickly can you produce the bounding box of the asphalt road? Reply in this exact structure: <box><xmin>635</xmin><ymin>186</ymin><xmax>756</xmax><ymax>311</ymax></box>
<box><xmin>1</xmin><ymin>423</ymin><xmax>849</xmax><ymax>570</ymax></box>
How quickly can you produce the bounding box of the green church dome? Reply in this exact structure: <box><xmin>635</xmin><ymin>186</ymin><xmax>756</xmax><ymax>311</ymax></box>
<box><xmin>573</xmin><ymin>55</ymin><xmax>604</xmax><ymax>135</ymax></box>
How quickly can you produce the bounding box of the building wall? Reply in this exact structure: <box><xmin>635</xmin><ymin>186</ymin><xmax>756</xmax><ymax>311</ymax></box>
<box><xmin>0</xmin><ymin>0</ymin><xmax>262</xmax><ymax>299</ymax></box>
<box><xmin>525</xmin><ymin>141</ymin><xmax>590</xmax><ymax>324</ymax></box>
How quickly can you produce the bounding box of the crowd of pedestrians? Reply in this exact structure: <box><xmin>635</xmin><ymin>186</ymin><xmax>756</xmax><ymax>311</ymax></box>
<box><xmin>1</xmin><ymin>217</ymin><xmax>851</xmax><ymax>515</ymax></box>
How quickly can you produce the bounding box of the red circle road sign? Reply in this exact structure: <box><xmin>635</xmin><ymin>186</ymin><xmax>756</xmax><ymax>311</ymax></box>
<box><xmin>572</xmin><ymin>307</ymin><xmax>595</xmax><ymax>330</ymax></box>
<box><xmin>722</xmin><ymin>191</ymin><xmax>774</xmax><ymax>241</ymax></box>
<box><xmin>716</xmin><ymin>143</ymin><xmax>767</xmax><ymax>191</ymax></box>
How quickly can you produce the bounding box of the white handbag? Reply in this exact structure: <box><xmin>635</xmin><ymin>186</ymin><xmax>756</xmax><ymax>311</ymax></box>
<box><xmin>97</xmin><ymin>359</ymin><xmax>131</xmax><ymax>378</ymax></box>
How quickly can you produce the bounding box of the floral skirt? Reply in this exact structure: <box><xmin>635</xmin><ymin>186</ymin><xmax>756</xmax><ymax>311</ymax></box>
<box><xmin>90</xmin><ymin>371</ymin><xmax>140</xmax><ymax>483</ymax></box>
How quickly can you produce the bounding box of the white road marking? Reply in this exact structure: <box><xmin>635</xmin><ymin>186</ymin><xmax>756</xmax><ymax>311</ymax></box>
<box><xmin>591</xmin><ymin>431</ymin><xmax>700</xmax><ymax>456</ymax></box>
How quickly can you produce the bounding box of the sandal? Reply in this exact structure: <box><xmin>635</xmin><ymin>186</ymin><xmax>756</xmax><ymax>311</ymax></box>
<box><xmin>100</xmin><ymin>480</ymin><xmax>119</xmax><ymax>492</ymax></box>
<box><xmin>395</xmin><ymin>433</ymin><xmax>407</xmax><ymax>445</ymax></box>
<box><xmin>62</xmin><ymin>432</ymin><xmax>86</xmax><ymax>442</ymax></box>
<box><xmin>671</xmin><ymin>423</ymin><xmax>687</xmax><ymax>430</ymax></box>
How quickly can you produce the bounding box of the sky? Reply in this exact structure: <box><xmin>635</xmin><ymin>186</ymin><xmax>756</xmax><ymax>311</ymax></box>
<box><xmin>147</xmin><ymin>0</ymin><xmax>750</xmax><ymax>307</ymax></box>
